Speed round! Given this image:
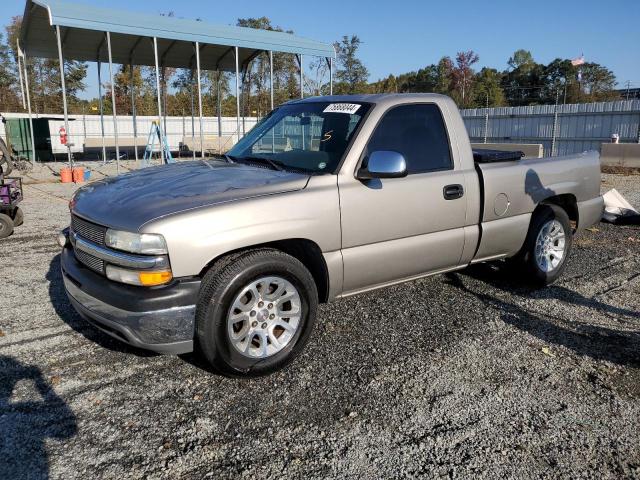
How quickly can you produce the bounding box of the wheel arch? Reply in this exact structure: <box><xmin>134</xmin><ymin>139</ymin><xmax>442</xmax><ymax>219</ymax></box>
<box><xmin>199</xmin><ymin>238</ymin><xmax>331</xmax><ymax>303</ymax></box>
<box><xmin>538</xmin><ymin>193</ymin><xmax>578</xmax><ymax>230</ymax></box>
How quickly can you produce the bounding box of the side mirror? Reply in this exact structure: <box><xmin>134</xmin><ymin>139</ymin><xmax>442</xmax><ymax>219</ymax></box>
<box><xmin>357</xmin><ymin>151</ymin><xmax>407</xmax><ymax>180</ymax></box>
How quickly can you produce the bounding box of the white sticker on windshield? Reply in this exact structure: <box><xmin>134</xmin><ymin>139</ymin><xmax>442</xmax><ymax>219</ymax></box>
<box><xmin>323</xmin><ymin>103</ymin><xmax>361</xmax><ymax>115</ymax></box>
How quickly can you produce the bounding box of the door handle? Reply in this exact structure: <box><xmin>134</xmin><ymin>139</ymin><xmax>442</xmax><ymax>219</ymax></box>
<box><xmin>443</xmin><ymin>184</ymin><xmax>464</xmax><ymax>200</ymax></box>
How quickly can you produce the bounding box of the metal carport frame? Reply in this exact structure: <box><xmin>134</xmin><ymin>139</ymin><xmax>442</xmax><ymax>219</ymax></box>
<box><xmin>18</xmin><ymin>0</ymin><xmax>336</xmax><ymax>172</ymax></box>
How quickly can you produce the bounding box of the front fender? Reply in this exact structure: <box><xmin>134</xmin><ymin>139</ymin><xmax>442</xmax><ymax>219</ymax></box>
<box><xmin>143</xmin><ymin>176</ymin><xmax>341</xmax><ymax>278</ymax></box>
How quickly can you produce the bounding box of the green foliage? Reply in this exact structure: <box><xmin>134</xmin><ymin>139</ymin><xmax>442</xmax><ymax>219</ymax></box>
<box><xmin>474</xmin><ymin>68</ymin><xmax>506</xmax><ymax>107</ymax></box>
<box><xmin>334</xmin><ymin>35</ymin><xmax>369</xmax><ymax>94</ymax></box>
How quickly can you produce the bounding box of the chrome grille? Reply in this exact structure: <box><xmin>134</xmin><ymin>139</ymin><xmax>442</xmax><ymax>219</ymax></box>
<box><xmin>71</xmin><ymin>215</ymin><xmax>107</xmax><ymax>245</ymax></box>
<box><xmin>74</xmin><ymin>248</ymin><xmax>105</xmax><ymax>273</ymax></box>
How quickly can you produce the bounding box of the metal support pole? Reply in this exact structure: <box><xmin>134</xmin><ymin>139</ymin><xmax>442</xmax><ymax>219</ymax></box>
<box><xmin>269</xmin><ymin>50</ymin><xmax>274</xmax><ymax>110</ymax></box>
<box><xmin>97</xmin><ymin>59</ymin><xmax>107</xmax><ymax>164</ymax></box>
<box><xmin>298</xmin><ymin>54</ymin><xmax>304</xmax><ymax>99</ymax></box>
<box><xmin>22</xmin><ymin>53</ymin><xmax>36</xmax><ymax>167</ymax></box>
<box><xmin>483</xmin><ymin>93</ymin><xmax>489</xmax><ymax>144</ymax></box>
<box><xmin>190</xmin><ymin>68</ymin><xmax>196</xmax><ymax>160</ymax></box>
<box><xmin>130</xmin><ymin>63</ymin><xmax>138</xmax><ymax>163</ymax></box>
<box><xmin>16</xmin><ymin>43</ymin><xmax>26</xmax><ymax>109</ymax></box>
<box><xmin>235</xmin><ymin>46</ymin><xmax>240</xmax><ymax>140</ymax></box>
<box><xmin>106</xmin><ymin>32</ymin><xmax>120</xmax><ymax>174</ymax></box>
<box><xmin>217</xmin><ymin>71</ymin><xmax>222</xmax><ymax>143</ymax></box>
<box><xmin>269</xmin><ymin>51</ymin><xmax>275</xmax><ymax>153</ymax></box>
<box><xmin>153</xmin><ymin>37</ymin><xmax>164</xmax><ymax>163</ymax></box>
<box><xmin>55</xmin><ymin>25</ymin><xmax>72</xmax><ymax>168</ymax></box>
<box><xmin>82</xmin><ymin>108</ymin><xmax>87</xmax><ymax>147</ymax></box>
<box><xmin>195</xmin><ymin>42</ymin><xmax>204</xmax><ymax>158</ymax></box>
<box><xmin>551</xmin><ymin>88</ymin><xmax>560</xmax><ymax>157</ymax></box>
<box><xmin>241</xmin><ymin>67</ymin><xmax>247</xmax><ymax>136</ymax></box>
<box><xmin>329</xmin><ymin>57</ymin><xmax>333</xmax><ymax>95</ymax></box>
<box><xmin>161</xmin><ymin>65</ymin><xmax>167</xmax><ymax>136</ymax></box>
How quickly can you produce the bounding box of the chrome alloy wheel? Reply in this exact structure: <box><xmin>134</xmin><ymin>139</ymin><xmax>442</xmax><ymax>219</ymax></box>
<box><xmin>535</xmin><ymin>219</ymin><xmax>566</xmax><ymax>273</ymax></box>
<box><xmin>226</xmin><ymin>276</ymin><xmax>302</xmax><ymax>358</ymax></box>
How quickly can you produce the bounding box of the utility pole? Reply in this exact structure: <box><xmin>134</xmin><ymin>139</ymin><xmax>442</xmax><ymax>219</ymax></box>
<box><xmin>483</xmin><ymin>91</ymin><xmax>489</xmax><ymax>144</ymax></box>
<box><xmin>551</xmin><ymin>88</ymin><xmax>560</xmax><ymax>157</ymax></box>
<box><xmin>462</xmin><ymin>70</ymin><xmax>466</xmax><ymax>105</ymax></box>
<box><xmin>624</xmin><ymin>80</ymin><xmax>631</xmax><ymax>101</ymax></box>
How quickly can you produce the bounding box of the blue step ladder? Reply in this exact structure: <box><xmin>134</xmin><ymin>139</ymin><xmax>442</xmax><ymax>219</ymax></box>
<box><xmin>142</xmin><ymin>121</ymin><xmax>174</xmax><ymax>167</ymax></box>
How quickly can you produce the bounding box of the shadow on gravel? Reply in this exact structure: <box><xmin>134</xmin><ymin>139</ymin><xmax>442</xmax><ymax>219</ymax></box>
<box><xmin>47</xmin><ymin>254</ymin><xmax>155</xmax><ymax>357</ymax></box>
<box><xmin>447</xmin><ymin>264</ymin><xmax>640</xmax><ymax>367</ymax></box>
<box><xmin>0</xmin><ymin>355</ymin><xmax>77</xmax><ymax>480</ymax></box>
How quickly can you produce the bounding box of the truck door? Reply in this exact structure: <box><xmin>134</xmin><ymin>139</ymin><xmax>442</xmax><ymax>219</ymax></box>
<box><xmin>338</xmin><ymin>103</ymin><xmax>467</xmax><ymax>293</ymax></box>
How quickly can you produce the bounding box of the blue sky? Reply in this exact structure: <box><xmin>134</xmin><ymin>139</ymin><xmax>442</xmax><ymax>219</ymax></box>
<box><xmin>3</xmin><ymin>0</ymin><xmax>639</xmax><ymax>92</ymax></box>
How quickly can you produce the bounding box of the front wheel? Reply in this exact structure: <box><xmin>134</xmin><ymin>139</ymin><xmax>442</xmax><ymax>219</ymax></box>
<box><xmin>509</xmin><ymin>204</ymin><xmax>572</xmax><ymax>286</ymax></box>
<box><xmin>12</xmin><ymin>207</ymin><xmax>24</xmax><ymax>227</ymax></box>
<box><xmin>195</xmin><ymin>249</ymin><xmax>318</xmax><ymax>377</ymax></box>
<box><xmin>0</xmin><ymin>213</ymin><xmax>14</xmax><ymax>239</ymax></box>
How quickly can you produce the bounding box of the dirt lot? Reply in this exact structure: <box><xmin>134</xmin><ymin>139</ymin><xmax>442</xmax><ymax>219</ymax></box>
<box><xmin>1</xmin><ymin>170</ymin><xmax>639</xmax><ymax>479</ymax></box>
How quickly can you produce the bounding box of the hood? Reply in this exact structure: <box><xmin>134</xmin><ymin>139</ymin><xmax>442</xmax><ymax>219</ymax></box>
<box><xmin>72</xmin><ymin>160</ymin><xmax>309</xmax><ymax>231</ymax></box>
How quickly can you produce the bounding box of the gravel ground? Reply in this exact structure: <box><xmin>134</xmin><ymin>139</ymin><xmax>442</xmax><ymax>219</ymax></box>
<box><xmin>1</xmin><ymin>171</ymin><xmax>639</xmax><ymax>479</ymax></box>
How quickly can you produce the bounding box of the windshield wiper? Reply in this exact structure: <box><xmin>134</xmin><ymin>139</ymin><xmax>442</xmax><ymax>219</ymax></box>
<box><xmin>235</xmin><ymin>155</ymin><xmax>285</xmax><ymax>172</ymax></box>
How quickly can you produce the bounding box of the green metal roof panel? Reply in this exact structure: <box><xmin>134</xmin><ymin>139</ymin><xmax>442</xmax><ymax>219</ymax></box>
<box><xmin>20</xmin><ymin>0</ymin><xmax>335</xmax><ymax>69</ymax></box>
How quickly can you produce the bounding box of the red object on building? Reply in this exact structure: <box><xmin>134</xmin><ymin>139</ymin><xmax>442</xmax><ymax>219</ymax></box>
<box><xmin>59</xmin><ymin>126</ymin><xmax>67</xmax><ymax>145</ymax></box>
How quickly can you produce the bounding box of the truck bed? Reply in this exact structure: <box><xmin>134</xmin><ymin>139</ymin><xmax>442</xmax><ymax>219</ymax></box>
<box><xmin>471</xmin><ymin>150</ymin><xmax>602</xmax><ymax>262</ymax></box>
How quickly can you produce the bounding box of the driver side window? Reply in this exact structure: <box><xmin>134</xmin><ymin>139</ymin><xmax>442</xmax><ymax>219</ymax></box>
<box><xmin>365</xmin><ymin>104</ymin><xmax>453</xmax><ymax>174</ymax></box>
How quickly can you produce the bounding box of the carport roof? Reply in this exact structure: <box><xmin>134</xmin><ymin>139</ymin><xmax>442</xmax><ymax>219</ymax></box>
<box><xmin>19</xmin><ymin>0</ymin><xmax>335</xmax><ymax>71</ymax></box>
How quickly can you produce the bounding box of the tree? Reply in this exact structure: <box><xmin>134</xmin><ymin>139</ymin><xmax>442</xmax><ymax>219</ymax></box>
<box><xmin>369</xmin><ymin>74</ymin><xmax>399</xmax><ymax>93</ymax></box>
<box><xmin>541</xmin><ymin>58</ymin><xmax>617</xmax><ymax>105</ymax></box>
<box><xmin>304</xmin><ymin>56</ymin><xmax>330</xmax><ymax>96</ymax></box>
<box><xmin>579</xmin><ymin>63</ymin><xmax>618</xmax><ymax>102</ymax></box>
<box><xmin>450</xmin><ymin>50</ymin><xmax>479</xmax><ymax>108</ymax></box>
<box><xmin>473</xmin><ymin>68</ymin><xmax>505</xmax><ymax>107</ymax></box>
<box><xmin>396</xmin><ymin>65</ymin><xmax>438</xmax><ymax>93</ymax></box>
<box><xmin>542</xmin><ymin>58</ymin><xmax>578</xmax><ymax>104</ymax></box>
<box><xmin>334</xmin><ymin>35</ymin><xmax>369</xmax><ymax>94</ymax></box>
<box><xmin>501</xmin><ymin>49</ymin><xmax>545</xmax><ymax>106</ymax></box>
<box><xmin>434</xmin><ymin>57</ymin><xmax>454</xmax><ymax>95</ymax></box>
<box><xmin>6</xmin><ymin>16</ymin><xmax>87</xmax><ymax>114</ymax></box>
<box><xmin>508</xmin><ymin>49</ymin><xmax>534</xmax><ymax>70</ymax></box>
<box><xmin>235</xmin><ymin>17</ymin><xmax>301</xmax><ymax>115</ymax></box>
<box><xmin>0</xmin><ymin>31</ymin><xmax>20</xmax><ymax>111</ymax></box>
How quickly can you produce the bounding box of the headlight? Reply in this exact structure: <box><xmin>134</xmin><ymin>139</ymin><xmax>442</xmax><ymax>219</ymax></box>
<box><xmin>106</xmin><ymin>265</ymin><xmax>173</xmax><ymax>286</ymax></box>
<box><xmin>105</xmin><ymin>229</ymin><xmax>168</xmax><ymax>255</ymax></box>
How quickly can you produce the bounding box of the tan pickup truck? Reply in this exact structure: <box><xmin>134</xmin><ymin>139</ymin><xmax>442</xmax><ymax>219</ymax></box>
<box><xmin>59</xmin><ymin>94</ymin><xmax>604</xmax><ymax>376</ymax></box>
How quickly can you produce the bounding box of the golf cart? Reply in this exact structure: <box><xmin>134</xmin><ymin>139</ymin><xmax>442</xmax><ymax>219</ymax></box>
<box><xmin>0</xmin><ymin>163</ymin><xmax>24</xmax><ymax>239</ymax></box>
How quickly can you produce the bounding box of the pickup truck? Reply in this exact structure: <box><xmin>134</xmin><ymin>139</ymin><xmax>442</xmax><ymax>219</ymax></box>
<box><xmin>59</xmin><ymin>94</ymin><xmax>604</xmax><ymax>376</ymax></box>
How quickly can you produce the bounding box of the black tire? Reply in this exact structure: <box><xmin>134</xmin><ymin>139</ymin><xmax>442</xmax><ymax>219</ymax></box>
<box><xmin>195</xmin><ymin>248</ymin><xmax>318</xmax><ymax>377</ymax></box>
<box><xmin>12</xmin><ymin>207</ymin><xmax>24</xmax><ymax>227</ymax></box>
<box><xmin>0</xmin><ymin>213</ymin><xmax>14</xmax><ymax>239</ymax></box>
<box><xmin>509</xmin><ymin>204</ymin><xmax>572</xmax><ymax>286</ymax></box>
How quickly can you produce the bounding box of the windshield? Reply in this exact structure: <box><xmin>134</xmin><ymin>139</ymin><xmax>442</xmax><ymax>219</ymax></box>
<box><xmin>228</xmin><ymin>101</ymin><xmax>371</xmax><ymax>174</ymax></box>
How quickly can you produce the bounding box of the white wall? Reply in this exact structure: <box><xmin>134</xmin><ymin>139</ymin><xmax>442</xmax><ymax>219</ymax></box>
<box><xmin>0</xmin><ymin>113</ymin><xmax>259</xmax><ymax>155</ymax></box>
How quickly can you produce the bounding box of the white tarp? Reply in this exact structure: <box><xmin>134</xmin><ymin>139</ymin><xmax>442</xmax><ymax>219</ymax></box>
<box><xmin>602</xmin><ymin>189</ymin><xmax>640</xmax><ymax>225</ymax></box>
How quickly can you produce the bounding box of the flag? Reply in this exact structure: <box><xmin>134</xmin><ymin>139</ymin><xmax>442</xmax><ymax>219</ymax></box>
<box><xmin>571</xmin><ymin>55</ymin><xmax>585</xmax><ymax>66</ymax></box>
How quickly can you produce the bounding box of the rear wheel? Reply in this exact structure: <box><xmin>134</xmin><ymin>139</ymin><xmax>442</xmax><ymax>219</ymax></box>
<box><xmin>509</xmin><ymin>204</ymin><xmax>572</xmax><ymax>286</ymax></box>
<box><xmin>0</xmin><ymin>213</ymin><xmax>14</xmax><ymax>239</ymax></box>
<box><xmin>195</xmin><ymin>249</ymin><xmax>318</xmax><ymax>377</ymax></box>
